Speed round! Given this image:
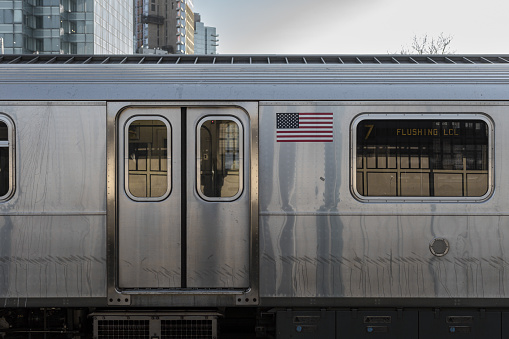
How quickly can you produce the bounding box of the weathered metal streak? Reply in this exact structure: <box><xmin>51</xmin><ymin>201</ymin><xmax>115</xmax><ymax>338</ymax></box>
<box><xmin>259</xmin><ymin>103</ymin><xmax>509</xmax><ymax>301</ymax></box>
<box><xmin>260</xmin><ymin>215</ymin><xmax>509</xmax><ymax>298</ymax></box>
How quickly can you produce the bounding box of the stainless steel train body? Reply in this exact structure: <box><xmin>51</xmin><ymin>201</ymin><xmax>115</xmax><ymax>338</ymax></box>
<box><xmin>1</xmin><ymin>54</ymin><xmax>509</xmax><ymax>338</ymax></box>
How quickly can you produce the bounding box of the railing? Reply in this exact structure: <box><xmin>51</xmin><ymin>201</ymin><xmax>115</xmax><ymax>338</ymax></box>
<box><xmin>0</xmin><ymin>54</ymin><xmax>509</xmax><ymax>65</ymax></box>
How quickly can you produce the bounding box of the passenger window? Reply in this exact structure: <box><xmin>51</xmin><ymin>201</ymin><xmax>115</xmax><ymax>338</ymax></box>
<box><xmin>198</xmin><ymin>117</ymin><xmax>243</xmax><ymax>200</ymax></box>
<box><xmin>125</xmin><ymin>118</ymin><xmax>170</xmax><ymax>200</ymax></box>
<box><xmin>0</xmin><ymin>116</ymin><xmax>14</xmax><ymax>200</ymax></box>
<box><xmin>355</xmin><ymin>117</ymin><xmax>490</xmax><ymax>198</ymax></box>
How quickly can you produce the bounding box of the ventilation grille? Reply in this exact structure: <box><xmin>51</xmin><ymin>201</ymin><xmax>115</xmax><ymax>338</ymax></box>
<box><xmin>93</xmin><ymin>313</ymin><xmax>218</xmax><ymax>339</ymax></box>
<box><xmin>97</xmin><ymin>319</ymin><xmax>150</xmax><ymax>338</ymax></box>
<box><xmin>161</xmin><ymin>319</ymin><xmax>213</xmax><ymax>339</ymax></box>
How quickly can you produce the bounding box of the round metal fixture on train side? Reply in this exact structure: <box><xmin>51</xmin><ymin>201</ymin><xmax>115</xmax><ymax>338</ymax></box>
<box><xmin>429</xmin><ymin>238</ymin><xmax>450</xmax><ymax>257</ymax></box>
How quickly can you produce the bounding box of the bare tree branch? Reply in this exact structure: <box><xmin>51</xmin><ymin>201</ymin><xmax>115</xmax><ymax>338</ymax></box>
<box><xmin>396</xmin><ymin>33</ymin><xmax>454</xmax><ymax>54</ymax></box>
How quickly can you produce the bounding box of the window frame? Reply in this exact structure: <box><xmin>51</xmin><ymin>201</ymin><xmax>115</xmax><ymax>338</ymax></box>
<box><xmin>351</xmin><ymin>113</ymin><xmax>494</xmax><ymax>202</ymax></box>
<box><xmin>196</xmin><ymin>115</ymin><xmax>244</xmax><ymax>202</ymax></box>
<box><xmin>123</xmin><ymin>115</ymin><xmax>171</xmax><ymax>202</ymax></box>
<box><xmin>0</xmin><ymin>114</ymin><xmax>15</xmax><ymax>201</ymax></box>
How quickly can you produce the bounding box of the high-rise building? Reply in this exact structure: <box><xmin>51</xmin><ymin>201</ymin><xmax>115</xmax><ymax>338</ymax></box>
<box><xmin>0</xmin><ymin>0</ymin><xmax>133</xmax><ymax>54</ymax></box>
<box><xmin>183</xmin><ymin>1</ymin><xmax>194</xmax><ymax>54</ymax></box>
<box><xmin>135</xmin><ymin>0</ymin><xmax>194</xmax><ymax>54</ymax></box>
<box><xmin>193</xmin><ymin>13</ymin><xmax>218</xmax><ymax>55</ymax></box>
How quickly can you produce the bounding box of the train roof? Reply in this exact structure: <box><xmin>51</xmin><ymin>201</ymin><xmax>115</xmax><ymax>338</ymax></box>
<box><xmin>1</xmin><ymin>54</ymin><xmax>509</xmax><ymax>102</ymax></box>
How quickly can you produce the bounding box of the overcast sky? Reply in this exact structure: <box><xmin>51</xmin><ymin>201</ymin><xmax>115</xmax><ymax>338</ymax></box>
<box><xmin>192</xmin><ymin>0</ymin><xmax>509</xmax><ymax>54</ymax></box>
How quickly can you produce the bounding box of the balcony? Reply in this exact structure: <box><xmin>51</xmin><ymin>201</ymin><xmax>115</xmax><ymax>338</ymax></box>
<box><xmin>142</xmin><ymin>14</ymin><xmax>164</xmax><ymax>25</ymax></box>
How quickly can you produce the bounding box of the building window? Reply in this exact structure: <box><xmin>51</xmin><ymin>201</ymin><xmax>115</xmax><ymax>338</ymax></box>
<box><xmin>125</xmin><ymin>117</ymin><xmax>171</xmax><ymax>200</ymax></box>
<box><xmin>354</xmin><ymin>115</ymin><xmax>491</xmax><ymax>199</ymax></box>
<box><xmin>0</xmin><ymin>115</ymin><xmax>14</xmax><ymax>200</ymax></box>
<box><xmin>197</xmin><ymin>117</ymin><xmax>243</xmax><ymax>200</ymax></box>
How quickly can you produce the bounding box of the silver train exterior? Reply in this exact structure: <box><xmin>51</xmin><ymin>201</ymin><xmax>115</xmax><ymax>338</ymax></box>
<box><xmin>1</xmin><ymin>54</ymin><xmax>509</xmax><ymax>338</ymax></box>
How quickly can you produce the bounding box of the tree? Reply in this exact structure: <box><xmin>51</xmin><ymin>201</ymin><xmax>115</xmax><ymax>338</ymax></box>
<box><xmin>398</xmin><ymin>33</ymin><xmax>454</xmax><ymax>54</ymax></box>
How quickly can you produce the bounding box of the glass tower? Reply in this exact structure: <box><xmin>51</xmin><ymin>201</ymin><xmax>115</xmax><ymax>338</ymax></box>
<box><xmin>0</xmin><ymin>0</ymin><xmax>133</xmax><ymax>54</ymax></box>
<box><xmin>194</xmin><ymin>13</ymin><xmax>218</xmax><ymax>55</ymax></box>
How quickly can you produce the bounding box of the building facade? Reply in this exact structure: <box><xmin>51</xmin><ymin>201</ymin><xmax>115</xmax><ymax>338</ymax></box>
<box><xmin>135</xmin><ymin>0</ymin><xmax>194</xmax><ymax>54</ymax></box>
<box><xmin>194</xmin><ymin>13</ymin><xmax>218</xmax><ymax>55</ymax></box>
<box><xmin>0</xmin><ymin>0</ymin><xmax>132</xmax><ymax>54</ymax></box>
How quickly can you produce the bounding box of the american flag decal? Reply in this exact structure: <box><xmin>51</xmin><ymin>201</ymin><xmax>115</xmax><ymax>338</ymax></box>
<box><xmin>276</xmin><ymin>113</ymin><xmax>334</xmax><ymax>142</ymax></box>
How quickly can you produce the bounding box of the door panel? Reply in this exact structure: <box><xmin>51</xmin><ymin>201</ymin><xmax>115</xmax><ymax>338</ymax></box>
<box><xmin>118</xmin><ymin>107</ymin><xmax>181</xmax><ymax>289</ymax></box>
<box><xmin>187</xmin><ymin>108</ymin><xmax>250</xmax><ymax>288</ymax></box>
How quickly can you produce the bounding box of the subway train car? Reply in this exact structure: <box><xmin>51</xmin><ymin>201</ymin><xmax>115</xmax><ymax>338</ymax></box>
<box><xmin>1</xmin><ymin>54</ymin><xmax>509</xmax><ymax>338</ymax></box>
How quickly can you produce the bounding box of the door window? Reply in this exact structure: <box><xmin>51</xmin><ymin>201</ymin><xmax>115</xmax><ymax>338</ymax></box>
<box><xmin>197</xmin><ymin>117</ymin><xmax>243</xmax><ymax>200</ymax></box>
<box><xmin>125</xmin><ymin>117</ymin><xmax>171</xmax><ymax>200</ymax></box>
